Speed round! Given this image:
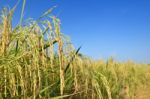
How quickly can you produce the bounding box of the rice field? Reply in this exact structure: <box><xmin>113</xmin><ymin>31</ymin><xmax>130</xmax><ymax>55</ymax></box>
<box><xmin>0</xmin><ymin>3</ymin><xmax>150</xmax><ymax>99</ymax></box>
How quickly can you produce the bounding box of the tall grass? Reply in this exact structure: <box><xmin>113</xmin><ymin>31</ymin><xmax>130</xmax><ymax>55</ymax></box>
<box><xmin>0</xmin><ymin>4</ymin><xmax>150</xmax><ymax>99</ymax></box>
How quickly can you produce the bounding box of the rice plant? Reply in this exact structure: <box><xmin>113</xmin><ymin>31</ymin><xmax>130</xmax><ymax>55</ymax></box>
<box><xmin>0</xmin><ymin>2</ymin><xmax>150</xmax><ymax>99</ymax></box>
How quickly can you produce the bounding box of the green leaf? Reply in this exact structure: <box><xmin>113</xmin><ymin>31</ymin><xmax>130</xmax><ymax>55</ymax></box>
<box><xmin>20</xmin><ymin>0</ymin><xmax>26</xmax><ymax>25</ymax></box>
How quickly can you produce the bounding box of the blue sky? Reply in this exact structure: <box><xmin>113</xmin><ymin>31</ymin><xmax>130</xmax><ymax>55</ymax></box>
<box><xmin>0</xmin><ymin>0</ymin><xmax>150</xmax><ymax>63</ymax></box>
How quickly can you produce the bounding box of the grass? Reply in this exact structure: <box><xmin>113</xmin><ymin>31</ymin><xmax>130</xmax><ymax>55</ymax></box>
<box><xmin>0</xmin><ymin>3</ymin><xmax>150</xmax><ymax>99</ymax></box>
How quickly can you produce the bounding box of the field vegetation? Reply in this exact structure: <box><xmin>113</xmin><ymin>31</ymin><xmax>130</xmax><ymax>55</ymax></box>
<box><xmin>0</xmin><ymin>3</ymin><xmax>150</xmax><ymax>99</ymax></box>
